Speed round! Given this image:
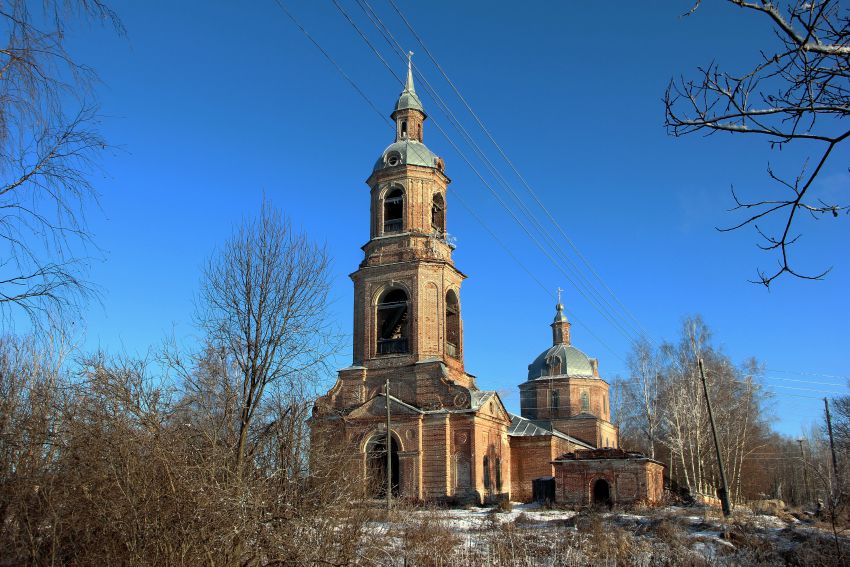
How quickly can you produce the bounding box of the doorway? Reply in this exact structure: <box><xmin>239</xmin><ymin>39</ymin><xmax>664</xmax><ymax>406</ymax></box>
<box><xmin>592</xmin><ymin>478</ymin><xmax>612</xmax><ymax>507</ymax></box>
<box><xmin>367</xmin><ymin>434</ymin><xmax>400</xmax><ymax>498</ymax></box>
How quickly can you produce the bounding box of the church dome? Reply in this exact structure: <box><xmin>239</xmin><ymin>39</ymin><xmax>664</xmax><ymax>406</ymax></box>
<box><xmin>527</xmin><ymin>343</ymin><xmax>595</xmax><ymax>380</ymax></box>
<box><xmin>394</xmin><ymin>90</ymin><xmax>424</xmax><ymax>114</ymax></box>
<box><xmin>373</xmin><ymin>139</ymin><xmax>440</xmax><ymax>172</ymax></box>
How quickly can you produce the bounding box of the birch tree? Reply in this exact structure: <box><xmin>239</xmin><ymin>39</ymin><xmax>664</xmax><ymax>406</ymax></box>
<box><xmin>0</xmin><ymin>1</ymin><xmax>122</xmax><ymax>329</ymax></box>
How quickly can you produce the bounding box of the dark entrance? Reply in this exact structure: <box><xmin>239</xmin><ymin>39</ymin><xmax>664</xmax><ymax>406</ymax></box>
<box><xmin>367</xmin><ymin>434</ymin><xmax>400</xmax><ymax>498</ymax></box>
<box><xmin>532</xmin><ymin>476</ymin><xmax>556</xmax><ymax>504</ymax></box>
<box><xmin>592</xmin><ymin>478</ymin><xmax>612</xmax><ymax>507</ymax></box>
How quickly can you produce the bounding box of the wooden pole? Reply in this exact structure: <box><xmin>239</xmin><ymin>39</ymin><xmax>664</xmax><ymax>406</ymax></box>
<box><xmin>386</xmin><ymin>378</ymin><xmax>392</xmax><ymax>512</ymax></box>
<box><xmin>824</xmin><ymin>398</ymin><xmax>840</xmax><ymax>499</ymax></box>
<box><xmin>698</xmin><ymin>358</ymin><xmax>731</xmax><ymax>517</ymax></box>
<box><xmin>797</xmin><ymin>438</ymin><xmax>810</xmax><ymax>505</ymax></box>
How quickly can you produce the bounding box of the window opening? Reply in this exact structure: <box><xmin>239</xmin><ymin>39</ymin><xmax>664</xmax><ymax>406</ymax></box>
<box><xmin>483</xmin><ymin>455</ymin><xmax>490</xmax><ymax>490</ymax></box>
<box><xmin>401</xmin><ymin>120</ymin><xmax>407</xmax><ymax>137</ymax></box>
<box><xmin>383</xmin><ymin>188</ymin><xmax>403</xmax><ymax>233</ymax></box>
<box><xmin>581</xmin><ymin>391</ymin><xmax>590</xmax><ymax>413</ymax></box>
<box><xmin>548</xmin><ymin>355</ymin><xmax>562</xmax><ymax>376</ymax></box>
<box><xmin>445</xmin><ymin>290</ymin><xmax>460</xmax><ymax>358</ymax></box>
<box><xmin>551</xmin><ymin>389</ymin><xmax>559</xmax><ymax>414</ymax></box>
<box><xmin>377</xmin><ymin>288</ymin><xmax>408</xmax><ymax>355</ymax></box>
<box><xmin>495</xmin><ymin>457</ymin><xmax>502</xmax><ymax>491</ymax></box>
<box><xmin>431</xmin><ymin>193</ymin><xmax>445</xmax><ymax>233</ymax></box>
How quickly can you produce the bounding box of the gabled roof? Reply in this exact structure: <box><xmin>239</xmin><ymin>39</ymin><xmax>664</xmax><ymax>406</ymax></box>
<box><xmin>347</xmin><ymin>393</ymin><xmax>424</xmax><ymax>419</ymax></box>
<box><xmin>507</xmin><ymin>414</ymin><xmax>594</xmax><ymax>449</ymax></box>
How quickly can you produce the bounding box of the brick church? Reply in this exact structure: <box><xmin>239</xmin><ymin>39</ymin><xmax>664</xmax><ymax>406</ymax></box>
<box><xmin>312</xmin><ymin>60</ymin><xmax>662</xmax><ymax>506</ymax></box>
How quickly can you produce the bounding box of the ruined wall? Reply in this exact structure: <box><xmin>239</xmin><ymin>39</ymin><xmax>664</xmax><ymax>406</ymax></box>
<box><xmin>555</xmin><ymin>457</ymin><xmax>664</xmax><ymax>506</ymax></box>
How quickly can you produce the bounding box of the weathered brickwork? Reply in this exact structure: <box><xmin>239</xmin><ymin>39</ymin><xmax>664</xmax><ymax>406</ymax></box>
<box><xmin>311</xmin><ymin>63</ymin><xmax>511</xmax><ymax>505</ymax></box>
<box><xmin>554</xmin><ymin>450</ymin><xmax>664</xmax><ymax>506</ymax></box>
<box><xmin>509</xmin><ymin>436</ymin><xmax>575</xmax><ymax>502</ymax></box>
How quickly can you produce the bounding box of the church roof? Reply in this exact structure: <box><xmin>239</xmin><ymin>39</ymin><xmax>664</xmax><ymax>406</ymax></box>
<box><xmin>393</xmin><ymin>55</ymin><xmax>425</xmax><ymax>115</ymax></box>
<box><xmin>527</xmin><ymin>342</ymin><xmax>595</xmax><ymax>380</ymax></box>
<box><xmin>373</xmin><ymin>138</ymin><xmax>440</xmax><ymax>172</ymax></box>
<box><xmin>508</xmin><ymin>414</ymin><xmax>593</xmax><ymax>448</ymax></box>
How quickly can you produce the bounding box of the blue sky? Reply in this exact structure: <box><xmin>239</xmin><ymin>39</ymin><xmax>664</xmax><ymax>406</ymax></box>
<box><xmin>62</xmin><ymin>0</ymin><xmax>848</xmax><ymax>436</ymax></box>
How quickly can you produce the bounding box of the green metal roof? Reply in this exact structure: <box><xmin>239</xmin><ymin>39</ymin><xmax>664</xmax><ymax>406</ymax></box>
<box><xmin>553</xmin><ymin>302</ymin><xmax>568</xmax><ymax>323</ymax></box>
<box><xmin>393</xmin><ymin>57</ymin><xmax>425</xmax><ymax>115</ymax></box>
<box><xmin>527</xmin><ymin>343</ymin><xmax>595</xmax><ymax>380</ymax></box>
<box><xmin>373</xmin><ymin>139</ymin><xmax>439</xmax><ymax>172</ymax></box>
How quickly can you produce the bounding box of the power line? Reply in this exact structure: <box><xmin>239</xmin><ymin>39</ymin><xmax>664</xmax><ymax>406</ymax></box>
<box><xmin>765</xmin><ymin>368</ymin><xmax>850</xmax><ymax>381</ymax></box>
<box><xmin>384</xmin><ymin>0</ymin><xmax>654</xmax><ymax>344</ymax></box>
<box><xmin>274</xmin><ymin>0</ymin><xmax>391</xmax><ymax>128</ymax></box>
<box><xmin>275</xmin><ymin>0</ymin><xmax>626</xmax><ymax>364</ymax></box>
<box><xmin>357</xmin><ymin>0</ymin><xmax>649</xmax><ymax>346</ymax></box>
<box><xmin>342</xmin><ymin>0</ymin><xmax>647</xmax><ymax>348</ymax></box>
<box><xmin>761</xmin><ymin>374</ymin><xmax>848</xmax><ymax>388</ymax></box>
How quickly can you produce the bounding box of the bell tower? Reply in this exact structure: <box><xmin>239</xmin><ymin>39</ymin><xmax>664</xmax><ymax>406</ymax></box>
<box><xmin>349</xmin><ymin>55</ymin><xmax>470</xmax><ymax>394</ymax></box>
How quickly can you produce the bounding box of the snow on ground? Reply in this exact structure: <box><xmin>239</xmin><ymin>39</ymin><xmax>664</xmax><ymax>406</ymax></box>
<box><xmin>357</xmin><ymin>501</ymin><xmax>848</xmax><ymax>566</ymax></box>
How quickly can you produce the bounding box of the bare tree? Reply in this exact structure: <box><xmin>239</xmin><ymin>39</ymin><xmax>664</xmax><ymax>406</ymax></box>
<box><xmin>618</xmin><ymin>316</ymin><xmax>772</xmax><ymax>504</ymax></box>
<box><xmin>666</xmin><ymin>0</ymin><xmax>849</xmax><ymax>286</ymax></box>
<box><xmin>0</xmin><ymin>1</ymin><xmax>122</xmax><ymax>329</ymax></box>
<box><xmin>622</xmin><ymin>337</ymin><xmax>662</xmax><ymax>459</ymax></box>
<box><xmin>194</xmin><ymin>200</ymin><xmax>337</xmax><ymax>479</ymax></box>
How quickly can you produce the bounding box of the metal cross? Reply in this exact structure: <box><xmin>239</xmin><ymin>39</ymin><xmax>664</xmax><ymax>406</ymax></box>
<box><xmin>556</xmin><ymin>287</ymin><xmax>563</xmax><ymax>304</ymax></box>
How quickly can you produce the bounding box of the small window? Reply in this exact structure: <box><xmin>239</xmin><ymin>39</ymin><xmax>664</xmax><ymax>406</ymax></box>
<box><xmin>431</xmin><ymin>193</ymin><xmax>445</xmax><ymax>233</ymax></box>
<box><xmin>482</xmin><ymin>455</ymin><xmax>490</xmax><ymax>490</ymax></box>
<box><xmin>377</xmin><ymin>288</ymin><xmax>408</xmax><ymax>355</ymax></box>
<box><xmin>386</xmin><ymin>152</ymin><xmax>401</xmax><ymax>167</ymax></box>
<box><xmin>551</xmin><ymin>389</ymin><xmax>559</xmax><ymax>413</ymax></box>
<box><xmin>548</xmin><ymin>356</ymin><xmax>562</xmax><ymax>376</ymax></box>
<box><xmin>495</xmin><ymin>457</ymin><xmax>502</xmax><ymax>491</ymax></box>
<box><xmin>581</xmin><ymin>391</ymin><xmax>590</xmax><ymax>413</ymax></box>
<box><xmin>383</xmin><ymin>188</ymin><xmax>403</xmax><ymax>233</ymax></box>
<box><xmin>445</xmin><ymin>289</ymin><xmax>459</xmax><ymax>358</ymax></box>
<box><xmin>401</xmin><ymin>120</ymin><xmax>407</xmax><ymax>137</ymax></box>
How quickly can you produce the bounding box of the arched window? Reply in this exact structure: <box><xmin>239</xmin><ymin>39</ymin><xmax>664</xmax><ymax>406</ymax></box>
<box><xmin>431</xmin><ymin>193</ymin><xmax>445</xmax><ymax>233</ymax></box>
<box><xmin>581</xmin><ymin>391</ymin><xmax>590</xmax><ymax>413</ymax></box>
<box><xmin>482</xmin><ymin>455</ymin><xmax>491</xmax><ymax>490</ymax></box>
<box><xmin>445</xmin><ymin>290</ymin><xmax>460</xmax><ymax>358</ymax></box>
<box><xmin>547</xmin><ymin>355</ymin><xmax>562</xmax><ymax>376</ymax></box>
<box><xmin>551</xmin><ymin>389</ymin><xmax>560</xmax><ymax>414</ymax></box>
<box><xmin>383</xmin><ymin>188</ymin><xmax>404</xmax><ymax>234</ymax></box>
<box><xmin>401</xmin><ymin>120</ymin><xmax>407</xmax><ymax>137</ymax></box>
<box><xmin>377</xmin><ymin>288</ymin><xmax>408</xmax><ymax>355</ymax></box>
<box><xmin>495</xmin><ymin>457</ymin><xmax>502</xmax><ymax>491</ymax></box>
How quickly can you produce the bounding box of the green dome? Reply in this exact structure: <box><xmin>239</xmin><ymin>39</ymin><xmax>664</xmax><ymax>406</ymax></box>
<box><xmin>373</xmin><ymin>139</ymin><xmax>439</xmax><ymax>172</ymax></box>
<box><xmin>527</xmin><ymin>343</ymin><xmax>594</xmax><ymax>380</ymax></box>
<box><xmin>394</xmin><ymin>90</ymin><xmax>424</xmax><ymax>114</ymax></box>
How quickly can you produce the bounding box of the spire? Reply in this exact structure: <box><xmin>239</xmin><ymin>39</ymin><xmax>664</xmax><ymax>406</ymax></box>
<box><xmin>393</xmin><ymin>52</ymin><xmax>425</xmax><ymax>117</ymax></box>
<box><xmin>405</xmin><ymin>51</ymin><xmax>416</xmax><ymax>93</ymax></box>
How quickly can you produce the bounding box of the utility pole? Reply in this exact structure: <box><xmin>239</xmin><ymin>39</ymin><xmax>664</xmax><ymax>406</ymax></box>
<box><xmin>824</xmin><ymin>398</ymin><xmax>840</xmax><ymax>499</ymax></box>
<box><xmin>698</xmin><ymin>358</ymin><xmax>731</xmax><ymax>517</ymax></box>
<box><xmin>385</xmin><ymin>378</ymin><xmax>392</xmax><ymax>513</ymax></box>
<box><xmin>797</xmin><ymin>438</ymin><xmax>810</xmax><ymax>504</ymax></box>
